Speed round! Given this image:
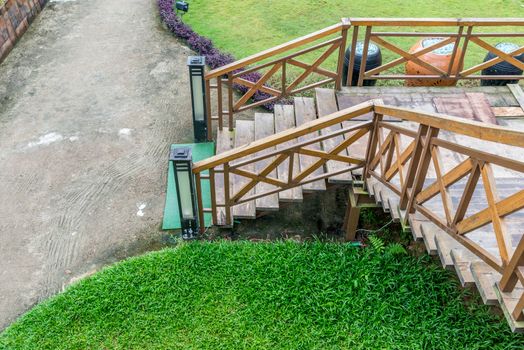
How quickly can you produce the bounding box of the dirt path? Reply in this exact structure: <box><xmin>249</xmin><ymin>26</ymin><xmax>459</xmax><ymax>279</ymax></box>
<box><xmin>0</xmin><ymin>0</ymin><xmax>193</xmax><ymax>329</ymax></box>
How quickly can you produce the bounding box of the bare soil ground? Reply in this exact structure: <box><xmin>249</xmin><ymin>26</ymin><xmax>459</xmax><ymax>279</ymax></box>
<box><xmin>0</xmin><ymin>0</ymin><xmax>194</xmax><ymax>329</ymax></box>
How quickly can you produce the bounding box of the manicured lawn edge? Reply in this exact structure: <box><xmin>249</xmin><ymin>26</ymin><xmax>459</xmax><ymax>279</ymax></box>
<box><xmin>157</xmin><ymin>0</ymin><xmax>277</xmax><ymax>110</ymax></box>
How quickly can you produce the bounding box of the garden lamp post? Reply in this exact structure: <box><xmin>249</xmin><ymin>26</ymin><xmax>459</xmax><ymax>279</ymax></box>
<box><xmin>170</xmin><ymin>146</ymin><xmax>199</xmax><ymax>239</ymax></box>
<box><xmin>188</xmin><ymin>56</ymin><xmax>208</xmax><ymax>142</ymax></box>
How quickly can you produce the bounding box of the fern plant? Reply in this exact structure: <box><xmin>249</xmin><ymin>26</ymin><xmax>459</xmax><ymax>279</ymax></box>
<box><xmin>385</xmin><ymin>243</ymin><xmax>407</xmax><ymax>256</ymax></box>
<box><xmin>368</xmin><ymin>235</ymin><xmax>385</xmax><ymax>253</ymax></box>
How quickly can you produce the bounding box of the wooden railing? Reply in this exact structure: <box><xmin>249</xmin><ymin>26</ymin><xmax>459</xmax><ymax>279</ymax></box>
<box><xmin>348</xmin><ymin>18</ymin><xmax>524</xmax><ymax>86</ymax></box>
<box><xmin>203</xmin><ymin>18</ymin><xmax>524</xmax><ymax>140</ymax></box>
<box><xmin>193</xmin><ymin>100</ymin><xmax>524</xmax><ymax>320</ymax></box>
<box><xmin>203</xmin><ymin>19</ymin><xmax>351</xmax><ymax>139</ymax></box>
<box><xmin>193</xmin><ymin>101</ymin><xmax>374</xmax><ymax>226</ymax></box>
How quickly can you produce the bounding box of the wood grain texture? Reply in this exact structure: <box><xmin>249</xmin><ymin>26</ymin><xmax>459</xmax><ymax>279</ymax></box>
<box><xmin>254</xmin><ymin>113</ymin><xmax>279</xmax><ymax>211</ymax></box>
<box><xmin>316</xmin><ymin>88</ymin><xmax>352</xmax><ymax>183</ymax></box>
<box><xmin>294</xmin><ymin>97</ymin><xmax>326</xmax><ymax>192</ymax></box>
<box><xmin>274</xmin><ymin>105</ymin><xmax>303</xmax><ymax>201</ymax></box>
<box><xmin>232</xmin><ymin>120</ymin><xmax>256</xmax><ymax>219</ymax></box>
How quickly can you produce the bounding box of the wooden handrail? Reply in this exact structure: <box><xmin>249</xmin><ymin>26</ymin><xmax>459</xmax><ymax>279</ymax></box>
<box><xmin>205</xmin><ymin>22</ymin><xmax>346</xmax><ymax>80</ymax></box>
<box><xmin>348</xmin><ymin>18</ymin><xmax>524</xmax><ymax>26</ymax></box>
<box><xmin>193</xmin><ymin>100</ymin><xmax>374</xmax><ymax>172</ymax></box>
<box><xmin>374</xmin><ymin>104</ymin><xmax>524</xmax><ymax>148</ymax></box>
<box><xmin>196</xmin><ymin>100</ymin><xmax>524</xmax><ymax>174</ymax></box>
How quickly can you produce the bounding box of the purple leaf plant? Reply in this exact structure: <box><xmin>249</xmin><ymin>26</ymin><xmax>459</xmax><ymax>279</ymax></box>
<box><xmin>158</xmin><ymin>0</ymin><xmax>280</xmax><ymax>111</ymax></box>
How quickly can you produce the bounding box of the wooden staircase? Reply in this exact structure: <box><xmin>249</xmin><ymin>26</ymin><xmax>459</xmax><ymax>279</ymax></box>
<box><xmin>214</xmin><ymin>90</ymin><xmax>355</xmax><ymax>221</ymax></box>
<box><xmin>367</xmin><ymin>175</ymin><xmax>524</xmax><ymax>331</ymax></box>
<box><xmin>194</xmin><ymin>88</ymin><xmax>524</xmax><ymax>332</ymax></box>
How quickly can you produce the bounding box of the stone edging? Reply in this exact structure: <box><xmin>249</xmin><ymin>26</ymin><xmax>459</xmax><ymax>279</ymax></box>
<box><xmin>0</xmin><ymin>0</ymin><xmax>47</xmax><ymax>63</ymax></box>
<box><xmin>157</xmin><ymin>0</ymin><xmax>277</xmax><ymax>111</ymax></box>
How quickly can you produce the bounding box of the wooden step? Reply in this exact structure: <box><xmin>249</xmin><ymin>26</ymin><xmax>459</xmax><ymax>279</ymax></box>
<box><xmin>470</xmin><ymin>261</ymin><xmax>500</xmax><ymax>305</ymax></box>
<box><xmin>215</xmin><ymin>129</ymin><xmax>234</xmax><ymax>226</ymax></box>
<box><xmin>433</xmin><ymin>232</ymin><xmax>458</xmax><ymax>270</ymax></box>
<box><xmin>450</xmin><ymin>248</ymin><xmax>477</xmax><ymax>288</ymax></box>
<box><xmin>315</xmin><ymin>88</ymin><xmax>352</xmax><ymax>184</ymax></box>
<box><xmin>420</xmin><ymin>222</ymin><xmax>438</xmax><ymax>255</ymax></box>
<box><xmin>254</xmin><ymin>113</ymin><xmax>279</xmax><ymax>212</ymax></box>
<box><xmin>293</xmin><ymin>97</ymin><xmax>326</xmax><ymax>193</ymax></box>
<box><xmin>407</xmin><ymin>213</ymin><xmax>424</xmax><ymax>242</ymax></box>
<box><xmin>494</xmin><ymin>282</ymin><xmax>524</xmax><ymax>332</ymax></box>
<box><xmin>232</xmin><ymin>120</ymin><xmax>256</xmax><ymax>219</ymax></box>
<box><xmin>387</xmin><ymin>197</ymin><xmax>400</xmax><ymax>222</ymax></box>
<box><xmin>274</xmin><ymin>105</ymin><xmax>303</xmax><ymax>202</ymax></box>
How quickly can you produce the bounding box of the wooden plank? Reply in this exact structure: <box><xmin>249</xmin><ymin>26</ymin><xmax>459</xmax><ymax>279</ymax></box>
<box><xmin>466</xmin><ymin>92</ymin><xmax>497</xmax><ymax>125</ymax></box>
<box><xmin>214</xmin><ymin>129</ymin><xmax>234</xmax><ymax>226</ymax></box>
<box><xmin>232</xmin><ymin>120</ymin><xmax>256</xmax><ymax>219</ymax></box>
<box><xmin>316</xmin><ymin>88</ymin><xmax>352</xmax><ymax>183</ymax></box>
<box><xmin>254</xmin><ymin>113</ymin><xmax>279</xmax><ymax>211</ymax></box>
<box><xmin>434</xmin><ymin>97</ymin><xmax>477</xmax><ymax>121</ymax></box>
<box><xmin>420</xmin><ymin>222</ymin><xmax>438</xmax><ymax>255</ymax></box>
<box><xmin>471</xmin><ymin>261</ymin><xmax>501</xmax><ymax>305</ymax></box>
<box><xmin>508</xmin><ymin>84</ymin><xmax>524</xmax><ymax>110</ymax></box>
<box><xmin>293</xmin><ymin>97</ymin><xmax>327</xmax><ymax>192</ymax></box>
<box><xmin>274</xmin><ymin>105</ymin><xmax>303</xmax><ymax>202</ymax></box>
<box><xmin>450</xmin><ymin>248</ymin><xmax>477</xmax><ymax>287</ymax></box>
<box><xmin>493</xmin><ymin>107</ymin><xmax>524</xmax><ymax>118</ymax></box>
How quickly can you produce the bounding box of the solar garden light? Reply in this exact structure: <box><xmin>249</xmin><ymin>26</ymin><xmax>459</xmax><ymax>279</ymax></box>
<box><xmin>170</xmin><ymin>146</ymin><xmax>199</xmax><ymax>240</ymax></box>
<box><xmin>188</xmin><ymin>56</ymin><xmax>208</xmax><ymax>142</ymax></box>
<box><xmin>176</xmin><ymin>1</ymin><xmax>189</xmax><ymax>14</ymax></box>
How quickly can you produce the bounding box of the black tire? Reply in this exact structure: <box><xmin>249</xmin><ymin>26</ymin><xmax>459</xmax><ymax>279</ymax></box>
<box><xmin>481</xmin><ymin>43</ymin><xmax>524</xmax><ymax>86</ymax></box>
<box><xmin>342</xmin><ymin>42</ymin><xmax>382</xmax><ymax>86</ymax></box>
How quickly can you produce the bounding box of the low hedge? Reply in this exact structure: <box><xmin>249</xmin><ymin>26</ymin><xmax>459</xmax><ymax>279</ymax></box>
<box><xmin>157</xmin><ymin>0</ymin><xmax>277</xmax><ymax>110</ymax></box>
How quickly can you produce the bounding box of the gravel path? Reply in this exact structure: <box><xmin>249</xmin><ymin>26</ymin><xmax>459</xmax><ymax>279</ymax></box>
<box><xmin>0</xmin><ymin>0</ymin><xmax>193</xmax><ymax>329</ymax></box>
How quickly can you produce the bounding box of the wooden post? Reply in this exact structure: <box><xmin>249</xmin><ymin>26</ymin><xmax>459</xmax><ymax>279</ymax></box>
<box><xmin>194</xmin><ymin>172</ymin><xmax>205</xmax><ymax>234</ymax></box>
<box><xmin>362</xmin><ymin>111</ymin><xmax>383</xmax><ymax>183</ymax></box>
<box><xmin>336</xmin><ymin>18</ymin><xmax>351</xmax><ymax>90</ymax></box>
<box><xmin>347</xmin><ymin>26</ymin><xmax>359</xmax><ymax>86</ymax></box>
<box><xmin>357</xmin><ymin>26</ymin><xmax>372</xmax><ymax>87</ymax></box>
<box><xmin>402</xmin><ymin>127</ymin><xmax>440</xmax><ymax>227</ymax></box>
<box><xmin>224</xmin><ymin>162</ymin><xmax>232</xmax><ymax>226</ymax></box>
<box><xmin>217</xmin><ymin>76</ymin><xmax>223</xmax><ymax>131</ymax></box>
<box><xmin>399</xmin><ymin>124</ymin><xmax>429</xmax><ymax>209</ymax></box>
<box><xmin>209</xmin><ymin>168</ymin><xmax>218</xmax><ymax>225</ymax></box>
<box><xmin>343</xmin><ymin>187</ymin><xmax>361</xmax><ymax>241</ymax></box>
<box><xmin>227</xmin><ymin>74</ymin><xmax>234</xmax><ymax>131</ymax></box>
<box><xmin>205</xmin><ymin>79</ymin><xmax>213</xmax><ymax>141</ymax></box>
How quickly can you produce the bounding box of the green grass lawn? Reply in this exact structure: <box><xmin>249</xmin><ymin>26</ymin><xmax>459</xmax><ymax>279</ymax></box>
<box><xmin>1</xmin><ymin>241</ymin><xmax>523</xmax><ymax>349</ymax></box>
<box><xmin>184</xmin><ymin>0</ymin><xmax>524</xmax><ymax>85</ymax></box>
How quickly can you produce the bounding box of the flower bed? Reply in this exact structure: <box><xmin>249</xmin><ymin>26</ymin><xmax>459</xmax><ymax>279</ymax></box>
<box><xmin>157</xmin><ymin>0</ymin><xmax>277</xmax><ymax>110</ymax></box>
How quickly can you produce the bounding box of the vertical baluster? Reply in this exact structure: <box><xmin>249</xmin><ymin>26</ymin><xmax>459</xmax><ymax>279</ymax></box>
<box><xmin>362</xmin><ymin>111</ymin><xmax>383</xmax><ymax>181</ymax></box>
<box><xmin>447</xmin><ymin>26</ymin><xmax>463</xmax><ymax>78</ymax></box>
<box><xmin>357</xmin><ymin>26</ymin><xmax>372</xmax><ymax>87</ymax></box>
<box><xmin>209</xmin><ymin>168</ymin><xmax>218</xmax><ymax>225</ymax></box>
<box><xmin>205</xmin><ymin>79</ymin><xmax>212</xmax><ymax>141</ymax></box>
<box><xmin>347</xmin><ymin>26</ymin><xmax>359</xmax><ymax>86</ymax></box>
<box><xmin>455</xmin><ymin>26</ymin><xmax>473</xmax><ymax>79</ymax></box>
<box><xmin>224</xmin><ymin>162</ymin><xmax>232</xmax><ymax>226</ymax></box>
<box><xmin>195</xmin><ymin>172</ymin><xmax>205</xmax><ymax>234</ymax></box>
<box><xmin>217</xmin><ymin>76</ymin><xmax>223</xmax><ymax>131</ymax></box>
<box><xmin>281</xmin><ymin>60</ymin><xmax>287</xmax><ymax>97</ymax></box>
<box><xmin>227</xmin><ymin>74</ymin><xmax>234</xmax><ymax>131</ymax></box>
<box><xmin>399</xmin><ymin>124</ymin><xmax>429</xmax><ymax>209</ymax></box>
<box><xmin>336</xmin><ymin>18</ymin><xmax>350</xmax><ymax>90</ymax></box>
<box><xmin>401</xmin><ymin>127</ymin><xmax>440</xmax><ymax>227</ymax></box>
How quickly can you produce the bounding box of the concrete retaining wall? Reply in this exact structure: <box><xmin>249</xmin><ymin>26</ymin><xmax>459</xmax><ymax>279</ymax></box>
<box><xmin>0</xmin><ymin>0</ymin><xmax>46</xmax><ymax>63</ymax></box>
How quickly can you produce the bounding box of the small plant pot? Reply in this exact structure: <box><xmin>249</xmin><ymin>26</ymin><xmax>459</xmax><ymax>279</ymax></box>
<box><xmin>405</xmin><ymin>37</ymin><xmax>462</xmax><ymax>87</ymax></box>
<box><xmin>481</xmin><ymin>42</ymin><xmax>524</xmax><ymax>86</ymax></box>
<box><xmin>342</xmin><ymin>41</ymin><xmax>382</xmax><ymax>86</ymax></box>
